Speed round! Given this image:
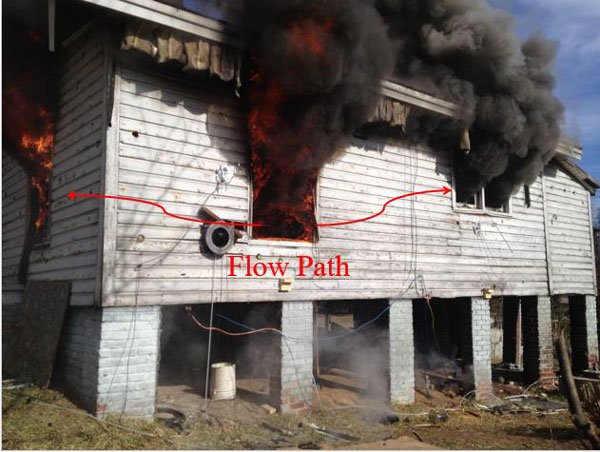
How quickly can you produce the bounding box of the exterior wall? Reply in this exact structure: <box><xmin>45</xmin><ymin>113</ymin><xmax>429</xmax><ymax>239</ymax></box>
<box><xmin>106</xmin><ymin>64</ymin><xmax>595</xmax><ymax>307</ymax></box>
<box><xmin>55</xmin><ymin>306</ymin><xmax>161</xmax><ymax>419</ymax></box>
<box><xmin>545</xmin><ymin>163</ymin><xmax>596</xmax><ymax>295</ymax></box>
<box><xmin>2</xmin><ymin>28</ymin><xmax>108</xmax><ymax>306</ymax></box>
<box><xmin>2</xmin><ymin>152</ymin><xmax>29</xmax><ymax>305</ymax></box>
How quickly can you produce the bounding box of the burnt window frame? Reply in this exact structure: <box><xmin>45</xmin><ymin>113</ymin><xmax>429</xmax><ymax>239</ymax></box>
<box><xmin>524</xmin><ymin>184</ymin><xmax>531</xmax><ymax>208</ymax></box>
<box><xmin>451</xmin><ymin>155</ymin><xmax>512</xmax><ymax>217</ymax></box>
<box><xmin>247</xmin><ymin>171</ymin><xmax>320</xmax><ymax>246</ymax></box>
<box><xmin>30</xmin><ymin>175</ymin><xmax>51</xmax><ymax>249</ymax></box>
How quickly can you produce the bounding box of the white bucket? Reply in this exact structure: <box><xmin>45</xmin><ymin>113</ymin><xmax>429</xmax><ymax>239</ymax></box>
<box><xmin>210</xmin><ymin>362</ymin><xmax>236</xmax><ymax>400</ymax></box>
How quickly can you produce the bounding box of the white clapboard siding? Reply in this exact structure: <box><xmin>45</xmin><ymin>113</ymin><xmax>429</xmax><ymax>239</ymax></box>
<box><xmin>545</xmin><ymin>164</ymin><xmax>596</xmax><ymax>295</ymax></box>
<box><xmin>23</xmin><ymin>29</ymin><xmax>107</xmax><ymax>306</ymax></box>
<box><xmin>2</xmin><ymin>152</ymin><xmax>28</xmax><ymax>305</ymax></box>
<box><xmin>105</xmin><ymin>66</ymin><xmax>598</xmax><ymax>306</ymax></box>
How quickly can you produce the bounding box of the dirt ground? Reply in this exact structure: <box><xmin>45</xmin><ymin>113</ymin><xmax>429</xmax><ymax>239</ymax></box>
<box><xmin>2</xmin><ymin>381</ymin><xmax>591</xmax><ymax>450</ymax></box>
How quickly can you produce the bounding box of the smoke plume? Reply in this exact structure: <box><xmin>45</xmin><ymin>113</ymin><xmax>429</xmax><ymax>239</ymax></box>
<box><xmin>241</xmin><ymin>0</ymin><xmax>393</xmax><ymax>240</ymax></box>
<box><xmin>376</xmin><ymin>0</ymin><xmax>565</xmax><ymax>202</ymax></box>
<box><xmin>241</xmin><ymin>0</ymin><xmax>564</xmax><ymax>210</ymax></box>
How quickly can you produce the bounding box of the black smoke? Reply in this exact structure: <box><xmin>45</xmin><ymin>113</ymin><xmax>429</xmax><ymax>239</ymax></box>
<box><xmin>240</xmin><ymin>0</ymin><xmax>564</xmax><ymax>206</ymax></box>
<box><xmin>241</xmin><ymin>0</ymin><xmax>394</xmax><ymax>239</ymax></box>
<box><xmin>376</xmin><ymin>0</ymin><xmax>565</xmax><ymax>202</ymax></box>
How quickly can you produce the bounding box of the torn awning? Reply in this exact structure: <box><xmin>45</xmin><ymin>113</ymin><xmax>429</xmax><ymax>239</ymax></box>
<box><xmin>122</xmin><ymin>19</ymin><xmax>411</xmax><ymax>128</ymax></box>
<box><xmin>121</xmin><ymin>20</ymin><xmax>242</xmax><ymax>87</ymax></box>
<box><xmin>368</xmin><ymin>97</ymin><xmax>411</xmax><ymax>129</ymax></box>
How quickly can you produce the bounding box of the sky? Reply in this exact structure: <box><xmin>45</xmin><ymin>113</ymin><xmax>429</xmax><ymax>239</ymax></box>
<box><xmin>489</xmin><ymin>0</ymin><xmax>600</xmax><ymax>210</ymax></box>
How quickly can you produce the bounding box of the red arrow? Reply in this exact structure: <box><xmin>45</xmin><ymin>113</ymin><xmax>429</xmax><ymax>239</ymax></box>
<box><xmin>67</xmin><ymin>192</ymin><xmax>261</xmax><ymax>227</ymax></box>
<box><xmin>68</xmin><ymin>186</ymin><xmax>451</xmax><ymax>229</ymax></box>
<box><xmin>316</xmin><ymin>186</ymin><xmax>451</xmax><ymax>227</ymax></box>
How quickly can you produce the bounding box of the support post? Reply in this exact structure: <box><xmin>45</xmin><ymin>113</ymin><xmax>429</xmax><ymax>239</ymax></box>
<box><xmin>274</xmin><ymin>301</ymin><xmax>313</xmax><ymax>413</ymax></box>
<box><xmin>55</xmin><ymin>306</ymin><xmax>161</xmax><ymax>420</ymax></box>
<box><xmin>469</xmin><ymin>297</ymin><xmax>492</xmax><ymax>397</ymax></box>
<box><xmin>522</xmin><ymin>296</ymin><xmax>554</xmax><ymax>385</ymax></box>
<box><xmin>569</xmin><ymin>295</ymin><xmax>599</xmax><ymax>374</ymax></box>
<box><xmin>389</xmin><ymin>298</ymin><xmax>415</xmax><ymax>404</ymax></box>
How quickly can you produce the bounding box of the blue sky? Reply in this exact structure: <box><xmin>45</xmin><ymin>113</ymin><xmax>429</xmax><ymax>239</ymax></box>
<box><xmin>490</xmin><ymin>0</ymin><xmax>600</xmax><ymax>209</ymax></box>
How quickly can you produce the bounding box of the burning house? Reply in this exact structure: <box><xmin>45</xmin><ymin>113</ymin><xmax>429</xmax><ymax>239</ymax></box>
<box><xmin>3</xmin><ymin>0</ymin><xmax>599</xmax><ymax>420</ymax></box>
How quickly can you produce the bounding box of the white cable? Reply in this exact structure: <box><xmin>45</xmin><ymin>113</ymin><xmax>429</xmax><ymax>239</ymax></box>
<box><xmin>202</xmin><ymin>258</ymin><xmax>217</xmax><ymax>413</ymax></box>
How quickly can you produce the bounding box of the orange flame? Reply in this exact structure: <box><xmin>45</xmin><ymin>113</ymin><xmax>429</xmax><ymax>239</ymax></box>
<box><xmin>249</xmin><ymin>75</ymin><xmax>317</xmax><ymax>242</ymax></box>
<box><xmin>247</xmin><ymin>18</ymin><xmax>337</xmax><ymax>241</ymax></box>
<box><xmin>289</xmin><ymin>19</ymin><xmax>332</xmax><ymax>59</ymax></box>
<box><xmin>4</xmin><ymin>88</ymin><xmax>54</xmax><ymax>231</ymax></box>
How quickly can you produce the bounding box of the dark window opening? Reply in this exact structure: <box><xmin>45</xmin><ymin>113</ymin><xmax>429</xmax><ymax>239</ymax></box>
<box><xmin>453</xmin><ymin>150</ymin><xmax>511</xmax><ymax>214</ymax></box>
<box><xmin>251</xmin><ymin>173</ymin><xmax>317</xmax><ymax>243</ymax></box>
<box><xmin>524</xmin><ymin>185</ymin><xmax>531</xmax><ymax>208</ymax></box>
<box><xmin>484</xmin><ymin>189</ymin><xmax>510</xmax><ymax>214</ymax></box>
<box><xmin>453</xmin><ymin>150</ymin><xmax>482</xmax><ymax>209</ymax></box>
<box><xmin>456</xmin><ymin>188</ymin><xmax>482</xmax><ymax>208</ymax></box>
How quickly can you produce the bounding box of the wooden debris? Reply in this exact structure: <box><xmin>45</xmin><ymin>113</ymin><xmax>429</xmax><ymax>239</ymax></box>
<box><xmin>307</xmin><ymin>423</ymin><xmax>359</xmax><ymax>442</ymax></box>
<box><xmin>5</xmin><ymin>281</ymin><xmax>71</xmax><ymax>387</ymax></box>
<box><xmin>261</xmin><ymin>422</ymin><xmax>293</xmax><ymax>437</ymax></box>
<box><xmin>462</xmin><ymin>409</ymin><xmax>481</xmax><ymax>418</ymax></box>
<box><xmin>555</xmin><ymin>333</ymin><xmax>600</xmax><ymax>449</ymax></box>
<box><xmin>260</xmin><ymin>404</ymin><xmax>277</xmax><ymax>415</ymax></box>
<box><xmin>200</xmin><ymin>206</ymin><xmax>243</xmax><ymax>239</ymax></box>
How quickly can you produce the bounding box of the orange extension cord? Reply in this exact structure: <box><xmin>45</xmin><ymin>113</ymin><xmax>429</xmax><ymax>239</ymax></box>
<box><xmin>185</xmin><ymin>306</ymin><xmax>280</xmax><ymax>336</ymax></box>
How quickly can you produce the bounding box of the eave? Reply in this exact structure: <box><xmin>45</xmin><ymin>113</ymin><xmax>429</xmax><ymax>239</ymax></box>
<box><xmin>554</xmin><ymin>156</ymin><xmax>600</xmax><ymax>195</ymax></box>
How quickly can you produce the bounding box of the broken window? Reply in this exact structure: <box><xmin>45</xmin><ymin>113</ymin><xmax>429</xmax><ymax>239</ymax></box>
<box><xmin>484</xmin><ymin>190</ymin><xmax>510</xmax><ymax>214</ymax></box>
<box><xmin>455</xmin><ymin>186</ymin><xmax>483</xmax><ymax>209</ymax></box>
<box><xmin>453</xmin><ymin>154</ymin><xmax>510</xmax><ymax>214</ymax></box>
<box><xmin>250</xmin><ymin>171</ymin><xmax>318</xmax><ymax>243</ymax></box>
<box><xmin>455</xmin><ymin>186</ymin><xmax>510</xmax><ymax>214</ymax></box>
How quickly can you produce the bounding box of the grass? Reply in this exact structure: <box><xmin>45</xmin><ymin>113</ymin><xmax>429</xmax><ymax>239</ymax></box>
<box><xmin>2</xmin><ymin>386</ymin><xmax>590</xmax><ymax>450</ymax></box>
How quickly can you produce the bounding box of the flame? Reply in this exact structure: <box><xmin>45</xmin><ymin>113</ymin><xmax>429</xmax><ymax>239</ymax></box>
<box><xmin>249</xmin><ymin>73</ymin><xmax>318</xmax><ymax>241</ymax></box>
<box><xmin>247</xmin><ymin>19</ymin><xmax>337</xmax><ymax>242</ymax></box>
<box><xmin>289</xmin><ymin>19</ymin><xmax>333</xmax><ymax>59</ymax></box>
<box><xmin>4</xmin><ymin>87</ymin><xmax>54</xmax><ymax>232</ymax></box>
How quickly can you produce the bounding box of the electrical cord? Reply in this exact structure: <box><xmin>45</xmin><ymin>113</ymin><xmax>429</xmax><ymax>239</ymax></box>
<box><xmin>208</xmin><ymin>276</ymin><xmax>417</xmax><ymax>343</ymax></box>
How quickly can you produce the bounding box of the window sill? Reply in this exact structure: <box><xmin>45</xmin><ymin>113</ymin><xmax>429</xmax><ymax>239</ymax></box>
<box><xmin>33</xmin><ymin>241</ymin><xmax>51</xmax><ymax>250</ymax></box>
<box><xmin>453</xmin><ymin>207</ymin><xmax>512</xmax><ymax>219</ymax></box>
<box><xmin>248</xmin><ymin>239</ymin><xmax>315</xmax><ymax>248</ymax></box>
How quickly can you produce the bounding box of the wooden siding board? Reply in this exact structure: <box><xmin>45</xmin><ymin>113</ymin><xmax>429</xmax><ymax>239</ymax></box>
<box><xmin>2</xmin><ymin>153</ymin><xmax>28</xmax><ymax>305</ymax></box>
<box><xmin>545</xmin><ymin>163</ymin><xmax>595</xmax><ymax>295</ymax></box>
<box><xmin>106</xmin><ymin>67</ymin><xmax>596</xmax><ymax>306</ymax></box>
<box><xmin>24</xmin><ymin>29</ymin><xmax>106</xmax><ymax>306</ymax></box>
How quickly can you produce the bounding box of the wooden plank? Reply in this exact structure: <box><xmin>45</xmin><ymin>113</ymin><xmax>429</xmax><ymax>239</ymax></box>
<box><xmin>587</xmin><ymin>192</ymin><xmax>598</xmax><ymax>295</ymax></box>
<box><xmin>99</xmin><ymin>62</ymin><xmax>121</xmax><ymax>306</ymax></box>
<box><xmin>379</xmin><ymin>79</ymin><xmax>461</xmax><ymax>118</ymax></box>
<box><xmin>4</xmin><ymin>281</ymin><xmax>70</xmax><ymax>387</ymax></box>
<box><xmin>78</xmin><ymin>0</ymin><xmax>241</xmax><ymax>45</ymax></box>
